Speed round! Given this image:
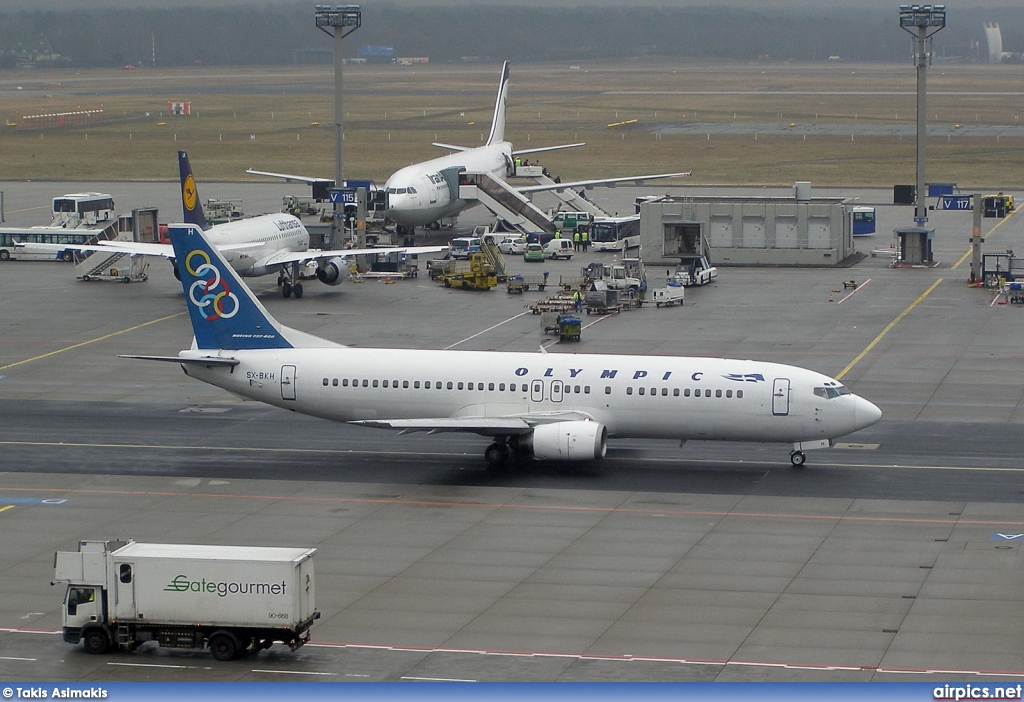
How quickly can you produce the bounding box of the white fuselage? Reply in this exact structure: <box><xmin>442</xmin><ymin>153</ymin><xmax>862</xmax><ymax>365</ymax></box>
<box><xmin>206</xmin><ymin>214</ymin><xmax>310</xmax><ymax>278</ymax></box>
<box><xmin>181</xmin><ymin>347</ymin><xmax>880</xmax><ymax>445</ymax></box>
<box><xmin>383</xmin><ymin>142</ymin><xmax>512</xmax><ymax>227</ymax></box>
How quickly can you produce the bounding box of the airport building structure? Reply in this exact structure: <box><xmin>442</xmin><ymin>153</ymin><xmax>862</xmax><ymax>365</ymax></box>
<box><xmin>637</xmin><ymin>186</ymin><xmax>856</xmax><ymax>267</ymax></box>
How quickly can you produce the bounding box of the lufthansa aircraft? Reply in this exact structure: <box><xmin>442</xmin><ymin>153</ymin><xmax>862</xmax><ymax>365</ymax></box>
<box><xmin>25</xmin><ymin>151</ymin><xmax>442</xmax><ymax>299</ymax></box>
<box><xmin>248</xmin><ymin>62</ymin><xmax>691</xmax><ymax>231</ymax></box>
<box><xmin>129</xmin><ymin>223</ymin><xmax>882</xmax><ymax>468</ymax></box>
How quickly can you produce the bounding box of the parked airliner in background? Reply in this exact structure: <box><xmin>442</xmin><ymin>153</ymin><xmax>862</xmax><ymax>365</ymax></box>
<box><xmin>21</xmin><ymin>151</ymin><xmax>442</xmax><ymax>299</ymax></box>
<box><xmin>248</xmin><ymin>61</ymin><xmax>691</xmax><ymax>232</ymax></box>
<box><xmin>130</xmin><ymin>223</ymin><xmax>882</xmax><ymax>468</ymax></box>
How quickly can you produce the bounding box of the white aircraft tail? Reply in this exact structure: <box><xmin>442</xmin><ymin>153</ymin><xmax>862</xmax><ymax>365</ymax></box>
<box><xmin>486</xmin><ymin>61</ymin><xmax>510</xmax><ymax>146</ymax></box>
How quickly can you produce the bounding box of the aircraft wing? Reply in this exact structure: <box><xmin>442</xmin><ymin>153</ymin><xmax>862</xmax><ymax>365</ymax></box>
<box><xmin>431</xmin><ymin>142</ymin><xmax>471</xmax><ymax>152</ymax></box>
<box><xmin>261</xmin><ymin>245</ymin><xmax>446</xmax><ymax>267</ymax></box>
<box><xmin>245</xmin><ymin>168</ymin><xmax>330</xmax><ymax>184</ymax></box>
<box><xmin>14</xmin><ymin>240</ymin><xmax>173</xmax><ymax>257</ymax></box>
<box><xmin>517</xmin><ymin>171</ymin><xmax>692</xmax><ymax>194</ymax></box>
<box><xmin>350</xmin><ymin>410</ymin><xmax>596</xmax><ymax>437</ymax></box>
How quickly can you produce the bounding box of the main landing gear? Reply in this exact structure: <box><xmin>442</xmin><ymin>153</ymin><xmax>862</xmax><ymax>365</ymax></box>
<box><xmin>277</xmin><ymin>262</ymin><xmax>304</xmax><ymax>299</ymax></box>
<box><xmin>484</xmin><ymin>441</ymin><xmax>512</xmax><ymax>467</ymax></box>
<box><xmin>789</xmin><ymin>450</ymin><xmax>806</xmax><ymax>467</ymax></box>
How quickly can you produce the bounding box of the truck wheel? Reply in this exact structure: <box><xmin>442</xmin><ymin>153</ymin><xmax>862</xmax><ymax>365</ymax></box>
<box><xmin>83</xmin><ymin>628</ymin><xmax>111</xmax><ymax>655</ymax></box>
<box><xmin>209</xmin><ymin>631</ymin><xmax>239</xmax><ymax>661</ymax></box>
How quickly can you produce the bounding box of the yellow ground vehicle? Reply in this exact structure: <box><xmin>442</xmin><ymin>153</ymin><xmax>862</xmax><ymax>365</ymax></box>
<box><xmin>982</xmin><ymin>194</ymin><xmax>1015</xmax><ymax>218</ymax></box>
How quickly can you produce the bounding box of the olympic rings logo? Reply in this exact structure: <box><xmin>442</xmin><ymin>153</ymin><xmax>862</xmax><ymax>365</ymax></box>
<box><xmin>184</xmin><ymin>249</ymin><xmax>239</xmax><ymax>320</ymax></box>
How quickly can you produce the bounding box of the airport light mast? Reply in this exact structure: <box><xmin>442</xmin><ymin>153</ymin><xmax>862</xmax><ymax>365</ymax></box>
<box><xmin>315</xmin><ymin>4</ymin><xmax>361</xmax><ymax>189</ymax></box>
<box><xmin>899</xmin><ymin>4</ymin><xmax>946</xmax><ymax>226</ymax></box>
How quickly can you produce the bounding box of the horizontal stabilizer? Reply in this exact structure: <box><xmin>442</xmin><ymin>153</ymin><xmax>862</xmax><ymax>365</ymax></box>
<box><xmin>512</xmin><ymin>142</ymin><xmax>585</xmax><ymax>156</ymax></box>
<box><xmin>119</xmin><ymin>354</ymin><xmax>239</xmax><ymax>366</ymax></box>
<box><xmin>431</xmin><ymin>142</ymin><xmax>471</xmax><ymax>152</ymax></box>
<box><xmin>245</xmin><ymin>169</ymin><xmax>331</xmax><ymax>185</ymax></box>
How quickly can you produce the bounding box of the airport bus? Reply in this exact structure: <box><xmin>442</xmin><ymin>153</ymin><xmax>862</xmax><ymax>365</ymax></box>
<box><xmin>851</xmin><ymin>206</ymin><xmax>876</xmax><ymax>236</ymax></box>
<box><xmin>0</xmin><ymin>229</ymin><xmax>96</xmax><ymax>262</ymax></box>
<box><xmin>51</xmin><ymin>192</ymin><xmax>115</xmax><ymax>227</ymax></box>
<box><xmin>591</xmin><ymin>214</ymin><xmax>641</xmax><ymax>252</ymax></box>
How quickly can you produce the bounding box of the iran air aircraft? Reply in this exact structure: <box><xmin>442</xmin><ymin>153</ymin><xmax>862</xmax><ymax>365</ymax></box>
<box><xmin>129</xmin><ymin>222</ymin><xmax>882</xmax><ymax>468</ymax></box>
<box><xmin>247</xmin><ymin>61</ymin><xmax>691</xmax><ymax>232</ymax></box>
<box><xmin>26</xmin><ymin>151</ymin><xmax>442</xmax><ymax>299</ymax></box>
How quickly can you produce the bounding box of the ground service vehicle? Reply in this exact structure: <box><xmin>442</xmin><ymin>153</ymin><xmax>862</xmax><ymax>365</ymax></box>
<box><xmin>449</xmin><ymin>236</ymin><xmax>483</xmax><ymax>259</ymax></box>
<box><xmin>51</xmin><ymin>192</ymin><xmax>115</xmax><ymax>227</ymax></box>
<box><xmin>544</xmin><ymin>238</ymin><xmax>575</xmax><ymax>259</ymax></box>
<box><xmin>591</xmin><ymin>215</ymin><xmax>641</xmax><ymax>252</ymax></box>
<box><xmin>652</xmin><ymin>281</ymin><xmax>686</xmax><ymax>307</ymax></box>
<box><xmin>982</xmin><ymin>194</ymin><xmax>1015</xmax><ymax>218</ymax></box>
<box><xmin>673</xmin><ymin>256</ymin><xmax>718</xmax><ymax>287</ymax></box>
<box><xmin>524</xmin><ymin>243</ymin><xmax>546</xmax><ymax>262</ymax></box>
<box><xmin>851</xmin><ymin>207</ymin><xmax>876</xmax><ymax>236</ymax></box>
<box><xmin>54</xmin><ymin>539</ymin><xmax>319</xmax><ymax>661</ymax></box>
<box><xmin>499</xmin><ymin>236</ymin><xmax>528</xmax><ymax>254</ymax></box>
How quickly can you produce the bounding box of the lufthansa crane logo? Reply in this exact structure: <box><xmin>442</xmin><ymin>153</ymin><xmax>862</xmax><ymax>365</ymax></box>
<box><xmin>185</xmin><ymin>249</ymin><xmax>238</xmax><ymax>320</ymax></box>
<box><xmin>182</xmin><ymin>174</ymin><xmax>198</xmax><ymax>212</ymax></box>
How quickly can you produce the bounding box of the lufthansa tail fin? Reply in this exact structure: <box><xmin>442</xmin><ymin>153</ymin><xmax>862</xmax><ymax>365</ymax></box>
<box><xmin>167</xmin><ymin>223</ymin><xmax>294</xmax><ymax>350</ymax></box>
<box><xmin>178</xmin><ymin>150</ymin><xmax>210</xmax><ymax>231</ymax></box>
<box><xmin>485</xmin><ymin>61</ymin><xmax>510</xmax><ymax>146</ymax></box>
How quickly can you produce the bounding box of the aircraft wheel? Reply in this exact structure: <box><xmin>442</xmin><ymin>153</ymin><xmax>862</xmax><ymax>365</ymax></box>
<box><xmin>282</xmin><ymin>281</ymin><xmax>292</xmax><ymax>298</ymax></box>
<box><xmin>790</xmin><ymin>451</ymin><xmax>806</xmax><ymax>467</ymax></box>
<box><xmin>293</xmin><ymin>283</ymin><xmax>303</xmax><ymax>299</ymax></box>
<box><xmin>484</xmin><ymin>442</ymin><xmax>510</xmax><ymax>466</ymax></box>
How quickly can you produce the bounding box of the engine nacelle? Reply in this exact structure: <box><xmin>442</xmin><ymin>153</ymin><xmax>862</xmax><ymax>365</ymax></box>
<box><xmin>522</xmin><ymin>420</ymin><xmax>607</xmax><ymax>461</ymax></box>
<box><xmin>315</xmin><ymin>257</ymin><xmax>349</xmax><ymax>286</ymax></box>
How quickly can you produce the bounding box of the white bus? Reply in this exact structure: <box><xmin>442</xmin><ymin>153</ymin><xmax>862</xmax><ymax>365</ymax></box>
<box><xmin>0</xmin><ymin>228</ymin><xmax>97</xmax><ymax>262</ymax></box>
<box><xmin>591</xmin><ymin>214</ymin><xmax>641</xmax><ymax>252</ymax></box>
<box><xmin>52</xmin><ymin>192</ymin><xmax>115</xmax><ymax>227</ymax></box>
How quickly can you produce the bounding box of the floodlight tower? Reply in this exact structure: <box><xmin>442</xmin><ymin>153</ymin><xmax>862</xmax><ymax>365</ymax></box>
<box><xmin>315</xmin><ymin>5</ymin><xmax>361</xmax><ymax>188</ymax></box>
<box><xmin>899</xmin><ymin>4</ymin><xmax>946</xmax><ymax>225</ymax></box>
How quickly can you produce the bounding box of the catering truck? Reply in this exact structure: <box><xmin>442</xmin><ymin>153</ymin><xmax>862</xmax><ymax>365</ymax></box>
<box><xmin>53</xmin><ymin>539</ymin><xmax>319</xmax><ymax>661</ymax></box>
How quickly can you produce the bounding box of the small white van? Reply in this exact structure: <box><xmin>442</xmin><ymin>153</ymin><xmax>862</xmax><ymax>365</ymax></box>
<box><xmin>543</xmin><ymin>238</ymin><xmax>574</xmax><ymax>260</ymax></box>
<box><xmin>449</xmin><ymin>237</ymin><xmax>482</xmax><ymax>259</ymax></box>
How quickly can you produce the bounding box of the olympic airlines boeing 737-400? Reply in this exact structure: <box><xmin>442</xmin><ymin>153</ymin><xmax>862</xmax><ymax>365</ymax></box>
<box><xmin>131</xmin><ymin>223</ymin><xmax>881</xmax><ymax>467</ymax></box>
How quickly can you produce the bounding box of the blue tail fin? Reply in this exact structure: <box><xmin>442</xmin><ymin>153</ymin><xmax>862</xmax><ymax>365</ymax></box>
<box><xmin>167</xmin><ymin>224</ymin><xmax>293</xmax><ymax>350</ymax></box>
<box><xmin>178</xmin><ymin>150</ymin><xmax>210</xmax><ymax>230</ymax></box>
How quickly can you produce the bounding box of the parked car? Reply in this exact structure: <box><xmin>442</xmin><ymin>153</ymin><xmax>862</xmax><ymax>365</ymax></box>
<box><xmin>523</xmin><ymin>243</ymin><xmax>546</xmax><ymax>262</ymax></box>
<box><xmin>499</xmin><ymin>236</ymin><xmax>528</xmax><ymax>255</ymax></box>
<box><xmin>543</xmin><ymin>238</ymin><xmax>575</xmax><ymax>260</ymax></box>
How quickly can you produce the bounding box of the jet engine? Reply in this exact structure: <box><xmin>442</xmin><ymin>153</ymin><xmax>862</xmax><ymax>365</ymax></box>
<box><xmin>521</xmin><ymin>420</ymin><xmax>607</xmax><ymax>461</ymax></box>
<box><xmin>315</xmin><ymin>257</ymin><xmax>349</xmax><ymax>286</ymax></box>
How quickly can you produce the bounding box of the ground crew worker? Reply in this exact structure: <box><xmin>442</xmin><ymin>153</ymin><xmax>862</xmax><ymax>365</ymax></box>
<box><xmin>581</xmin><ymin>228</ymin><xmax>589</xmax><ymax>252</ymax></box>
<box><xmin>573</xmin><ymin>230</ymin><xmax>581</xmax><ymax>251</ymax></box>
<box><xmin>573</xmin><ymin>290</ymin><xmax>583</xmax><ymax>312</ymax></box>
<box><xmin>555</xmin><ymin>229</ymin><xmax>561</xmax><ymax>239</ymax></box>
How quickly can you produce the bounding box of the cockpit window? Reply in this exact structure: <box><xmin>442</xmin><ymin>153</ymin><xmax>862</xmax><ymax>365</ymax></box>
<box><xmin>407</xmin><ymin>186</ymin><xmax>417</xmax><ymax>194</ymax></box>
<box><xmin>814</xmin><ymin>384</ymin><xmax>851</xmax><ymax>399</ymax></box>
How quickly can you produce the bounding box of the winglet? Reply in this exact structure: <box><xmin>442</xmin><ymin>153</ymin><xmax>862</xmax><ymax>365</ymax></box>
<box><xmin>167</xmin><ymin>223</ymin><xmax>293</xmax><ymax>350</ymax></box>
<box><xmin>486</xmin><ymin>61</ymin><xmax>510</xmax><ymax>146</ymax></box>
<box><xmin>178</xmin><ymin>150</ymin><xmax>210</xmax><ymax>231</ymax></box>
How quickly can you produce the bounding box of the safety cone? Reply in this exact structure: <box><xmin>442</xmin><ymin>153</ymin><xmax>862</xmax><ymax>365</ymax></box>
<box><xmin>384</xmin><ymin>274</ymin><xmax>394</xmax><ymax>285</ymax></box>
<box><xmin>828</xmin><ymin>291</ymin><xmax>834</xmax><ymax>302</ymax></box>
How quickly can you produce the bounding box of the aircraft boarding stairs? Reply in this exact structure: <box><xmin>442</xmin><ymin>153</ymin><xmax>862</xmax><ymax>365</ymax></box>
<box><xmin>73</xmin><ymin>216</ymin><xmax>149</xmax><ymax>283</ymax></box>
<box><xmin>459</xmin><ymin>173</ymin><xmax>554</xmax><ymax>235</ymax></box>
<box><xmin>523</xmin><ymin>171</ymin><xmax>609</xmax><ymax>219</ymax></box>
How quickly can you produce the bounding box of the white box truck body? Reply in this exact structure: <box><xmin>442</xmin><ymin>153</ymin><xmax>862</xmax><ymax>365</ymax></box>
<box><xmin>54</xmin><ymin>540</ymin><xmax>318</xmax><ymax>661</ymax></box>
